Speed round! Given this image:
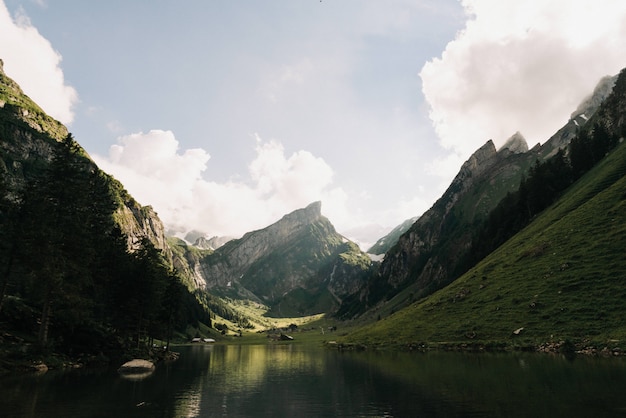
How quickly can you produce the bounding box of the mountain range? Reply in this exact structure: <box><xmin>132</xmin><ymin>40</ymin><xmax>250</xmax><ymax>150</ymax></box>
<box><xmin>170</xmin><ymin>201</ymin><xmax>373</xmax><ymax>317</ymax></box>
<box><xmin>1</xmin><ymin>55</ymin><xmax>626</xmax><ymax>358</ymax></box>
<box><xmin>336</xmin><ymin>72</ymin><xmax>619</xmax><ymax>320</ymax></box>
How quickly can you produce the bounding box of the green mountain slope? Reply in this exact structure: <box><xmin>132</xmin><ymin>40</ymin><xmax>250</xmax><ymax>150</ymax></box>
<box><xmin>339</xmin><ymin>75</ymin><xmax>617</xmax><ymax>320</ymax></box>
<box><xmin>346</xmin><ymin>138</ymin><xmax>626</xmax><ymax>351</ymax></box>
<box><xmin>0</xmin><ymin>62</ymin><xmax>212</xmax><ymax>365</ymax></box>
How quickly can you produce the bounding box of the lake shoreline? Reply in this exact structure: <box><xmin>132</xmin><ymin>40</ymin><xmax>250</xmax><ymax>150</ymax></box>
<box><xmin>324</xmin><ymin>338</ymin><xmax>626</xmax><ymax>358</ymax></box>
<box><xmin>3</xmin><ymin>329</ymin><xmax>625</xmax><ymax>376</ymax></box>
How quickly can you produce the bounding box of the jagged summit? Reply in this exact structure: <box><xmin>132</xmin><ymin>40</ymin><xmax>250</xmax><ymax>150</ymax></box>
<box><xmin>499</xmin><ymin>131</ymin><xmax>528</xmax><ymax>154</ymax></box>
<box><xmin>571</xmin><ymin>75</ymin><xmax>617</xmax><ymax>121</ymax></box>
<box><xmin>194</xmin><ymin>200</ymin><xmax>370</xmax><ymax>315</ymax></box>
<box><xmin>193</xmin><ymin>235</ymin><xmax>232</xmax><ymax>250</ymax></box>
<box><xmin>281</xmin><ymin>201</ymin><xmax>322</xmax><ymax>224</ymax></box>
<box><xmin>449</xmin><ymin>140</ymin><xmax>497</xmax><ymax>189</ymax></box>
<box><xmin>539</xmin><ymin>74</ymin><xmax>618</xmax><ymax>159</ymax></box>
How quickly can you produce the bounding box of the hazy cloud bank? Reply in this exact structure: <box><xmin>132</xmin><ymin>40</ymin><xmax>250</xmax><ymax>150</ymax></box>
<box><xmin>421</xmin><ymin>0</ymin><xmax>626</xmax><ymax>158</ymax></box>
<box><xmin>94</xmin><ymin>130</ymin><xmax>352</xmax><ymax>240</ymax></box>
<box><xmin>0</xmin><ymin>3</ymin><xmax>77</xmax><ymax>124</ymax></box>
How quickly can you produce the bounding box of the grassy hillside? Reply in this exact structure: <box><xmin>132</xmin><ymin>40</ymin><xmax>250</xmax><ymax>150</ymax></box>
<box><xmin>345</xmin><ymin>139</ymin><xmax>626</xmax><ymax>351</ymax></box>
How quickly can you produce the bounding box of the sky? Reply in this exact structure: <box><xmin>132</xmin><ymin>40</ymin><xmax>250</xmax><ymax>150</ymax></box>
<box><xmin>1</xmin><ymin>0</ymin><xmax>625</xmax><ymax>249</ymax></box>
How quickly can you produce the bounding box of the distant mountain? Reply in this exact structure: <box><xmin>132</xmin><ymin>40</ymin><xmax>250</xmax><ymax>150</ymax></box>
<box><xmin>367</xmin><ymin>217</ymin><xmax>418</xmax><ymax>255</ymax></box>
<box><xmin>183</xmin><ymin>202</ymin><xmax>375</xmax><ymax>316</ymax></box>
<box><xmin>340</xmin><ymin>223</ymin><xmax>392</xmax><ymax>252</ymax></box>
<box><xmin>337</xmin><ymin>73</ymin><xmax>617</xmax><ymax>320</ymax></box>
<box><xmin>193</xmin><ymin>235</ymin><xmax>233</xmax><ymax>250</ymax></box>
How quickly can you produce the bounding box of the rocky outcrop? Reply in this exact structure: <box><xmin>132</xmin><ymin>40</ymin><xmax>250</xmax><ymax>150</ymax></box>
<box><xmin>115</xmin><ymin>204</ymin><xmax>170</xmax><ymax>255</ymax></box>
<box><xmin>571</xmin><ymin>75</ymin><xmax>617</xmax><ymax>121</ymax></box>
<box><xmin>340</xmin><ymin>74</ymin><xmax>617</xmax><ymax>318</ymax></box>
<box><xmin>366</xmin><ymin>134</ymin><xmax>525</xmax><ymax>258</ymax></box>
<box><xmin>0</xmin><ymin>59</ymin><xmax>68</xmax><ymax>142</ymax></box>
<box><xmin>194</xmin><ymin>235</ymin><xmax>232</xmax><ymax>250</ymax></box>
<box><xmin>202</xmin><ymin>201</ymin><xmax>325</xmax><ymax>288</ymax></box>
<box><xmin>539</xmin><ymin>74</ymin><xmax>617</xmax><ymax>159</ymax></box>
<box><xmin>196</xmin><ymin>202</ymin><xmax>373</xmax><ymax>315</ymax></box>
<box><xmin>500</xmin><ymin>132</ymin><xmax>529</xmax><ymax>154</ymax></box>
<box><xmin>0</xmin><ymin>61</ymin><xmax>171</xmax><ymax>261</ymax></box>
<box><xmin>358</xmin><ymin>138</ymin><xmax>532</xmax><ymax>295</ymax></box>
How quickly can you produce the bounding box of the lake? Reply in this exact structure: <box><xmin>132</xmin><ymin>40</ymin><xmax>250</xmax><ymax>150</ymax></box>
<box><xmin>2</xmin><ymin>344</ymin><xmax>626</xmax><ymax>417</ymax></box>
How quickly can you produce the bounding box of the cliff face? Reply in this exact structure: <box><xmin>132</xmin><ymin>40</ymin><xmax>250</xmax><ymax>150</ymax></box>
<box><xmin>194</xmin><ymin>202</ymin><xmax>373</xmax><ymax>316</ymax></box>
<box><xmin>341</xmin><ymin>75</ymin><xmax>617</xmax><ymax>317</ymax></box>
<box><xmin>0</xmin><ymin>65</ymin><xmax>372</xmax><ymax>306</ymax></box>
<box><xmin>0</xmin><ymin>61</ymin><xmax>170</xmax><ymax>258</ymax></box>
<box><xmin>378</xmin><ymin>138</ymin><xmax>535</xmax><ymax>287</ymax></box>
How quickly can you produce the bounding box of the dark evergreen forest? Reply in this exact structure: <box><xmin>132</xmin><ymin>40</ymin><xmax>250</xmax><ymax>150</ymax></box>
<box><xmin>0</xmin><ymin>134</ymin><xmax>211</xmax><ymax>366</ymax></box>
<box><xmin>459</xmin><ymin>81</ymin><xmax>626</xmax><ymax>279</ymax></box>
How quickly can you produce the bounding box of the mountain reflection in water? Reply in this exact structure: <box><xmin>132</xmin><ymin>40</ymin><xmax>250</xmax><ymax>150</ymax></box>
<box><xmin>2</xmin><ymin>344</ymin><xmax>626</xmax><ymax>417</ymax></box>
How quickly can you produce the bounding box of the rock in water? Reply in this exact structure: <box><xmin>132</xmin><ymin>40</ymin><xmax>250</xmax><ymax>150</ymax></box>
<box><xmin>118</xmin><ymin>359</ymin><xmax>155</xmax><ymax>374</ymax></box>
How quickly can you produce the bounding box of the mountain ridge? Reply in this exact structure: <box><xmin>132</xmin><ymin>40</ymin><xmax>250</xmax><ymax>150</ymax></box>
<box><xmin>347</xmin><ymin>131</ymin><xmax>626</xmax><ymax>350</ymax></box>
<box><xmin>338</xmin><ymin>73</ymin><xmax>618</xmax><ymax>319</ymax></box>
<box><xmin>183</xmin><ymin>201</ymin><xmax>374</xmax><ymax>316</ymax></box>
<box><xmin>341</xmin><ymin>67</ymin><xmax>626</xmax><ymax>348</ymax></box>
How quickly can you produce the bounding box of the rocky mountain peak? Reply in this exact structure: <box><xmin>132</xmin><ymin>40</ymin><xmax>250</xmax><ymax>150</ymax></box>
<box><xmin>200</xmin><ymin>201</ymin><xmax>329</xmax><ymax>290</ymax></box>
<box><xmin>281</xmin><ymin>201</ymin><xmax>322</xmax><ymax>224</ymax></box>
<box><xmin>499</xmin><ymin>131</ymin><xmax>528</xmax><ymax>154</ymax></box>
<box><xmin>466</xmin><ymin>140</ymin><xmax>497</xmax><ymax>170</ymax></box>
<box><xmin>451</xmin><ymin>140</ymin><xmax>498</xmax><ymax>187</ymax></box>
<box><xmin>187</xmin><ymin>200</ymin><xmax>370</xmax><ymax>315</ymax></box>
<box><xmin>193</xmin><ymin>235</ymin><xmax>232</xmax><ymax>250</ymax></box>
<box><xmin>571</xmin><ymin>75</ymin><xmax>617</xmax><ymax>121</ymax></box>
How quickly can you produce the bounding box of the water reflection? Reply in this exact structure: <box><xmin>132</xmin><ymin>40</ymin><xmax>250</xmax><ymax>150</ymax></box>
<box><xmin>2</xmin><ymin>345</ymin><xmax>626</xmax><ymax>417</ymax></box>
<box><xmin>169</xmin><ymin>344</ymin><xmax>333</xmax><ymax>417</ymax></box>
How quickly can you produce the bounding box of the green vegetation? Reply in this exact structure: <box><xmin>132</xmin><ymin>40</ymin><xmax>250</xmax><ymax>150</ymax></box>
<box><xmin>0</xmin><ymin>133</ymin><xmax>211</xmax><ymax>371</ymax></box>
<box><xmin>0</xmin><ymin>64</ymin><xmax>68</xmax><ymax>141</ymax></box>
<box><xmin>2</xmin><ymin>58</ymin><xmax>626</xmax><ymax>366</ymax></box>
<box><xmin>344</xmin><ymin>137</ymin><xmax>626</xmax><ymax>351</ymax></box>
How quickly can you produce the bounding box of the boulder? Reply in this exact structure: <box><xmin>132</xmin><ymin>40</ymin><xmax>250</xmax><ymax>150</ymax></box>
<box><xmin>118</xmin><ymin>359</ymin><xmax>155</xmax><ymax>374</ymax></box>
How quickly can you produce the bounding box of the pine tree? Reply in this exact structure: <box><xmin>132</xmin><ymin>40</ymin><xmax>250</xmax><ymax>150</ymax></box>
<box><xmin>19</xmin><ymin>133</ymin><xmax>98</xmax><ymax>346</ymax></box>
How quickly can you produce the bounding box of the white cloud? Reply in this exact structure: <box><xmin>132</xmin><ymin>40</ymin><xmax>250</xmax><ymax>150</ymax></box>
<box><xmin>250</xmin><ymin>136</ymin><xmax>335</xmax><ymax>205</ymax></box>
<box><xmin>0</xmin><ymin>3</ymin><xmax>77</xmax><ymax>124</ymax></box>
<box><xmin>94</xmin><ymin>131</ymin><xmax>349</xmax><ymax>239</ymax></box>
<box><xmin>420</xmin><ymin>0</ymin><xmax>626</xmax><ymax>158</ymax></box>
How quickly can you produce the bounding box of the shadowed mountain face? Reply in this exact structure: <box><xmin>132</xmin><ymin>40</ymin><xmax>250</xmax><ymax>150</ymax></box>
<box><xmin>349</xmin><ymin>70</ymin><xmax>626</xmax><ymax>346</ymax></box>
<box><xmin>0</xmin><ymin>60</ymin><xmax>169</xmax><ymax>256</ymax></box>
<box><xmin>0</xmin><ymin>60</ymin><xmax>215</xmax><ymax>354</ymax></box>
<box><xmin>337</xmin><ymin>73</ymin><xmax>618</xmax><ymax>319</ymax></box>
<box><xmin>0</xmin><ymin>59</ymin><xmax>371</xmax><ymax>320</ymax></box>
<box><xmin>186</xmin><ymin>202</ymin><xmax>375</xmax><ymax>316</ymax></box>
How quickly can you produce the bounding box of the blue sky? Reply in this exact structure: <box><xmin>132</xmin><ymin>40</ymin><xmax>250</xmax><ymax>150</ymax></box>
<box><xmin>2</xmin><ymin>0</ymin><xmax>626</xmax><ymax>248</ymax></box>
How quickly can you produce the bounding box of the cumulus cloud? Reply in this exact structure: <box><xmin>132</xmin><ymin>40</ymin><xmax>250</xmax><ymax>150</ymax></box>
<box><xmin>250</xmin><ymin>136</ymin><xmax>334</xmax><ymax>204</ymax></box>
<box><xmin>94</xmin><ymin>131</ymin><xmax>349</xmax><ymax>239</ymax></box>
<box><xmin>0</xmin><ymin>2</ymin><xmax>77</xmax><ymax>124</ymax></box>
<box><xmin>420</xmin><ymin>0</ymin><xmax>626</xmax><ymax>157</ymax></box>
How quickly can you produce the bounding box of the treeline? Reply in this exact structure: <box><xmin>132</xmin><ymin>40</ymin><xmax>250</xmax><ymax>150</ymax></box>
<box><xmin>197</xmin><ymin>293</ymin><xmax>253</xmax><ymax>329</ymax></box>
<box><xmin>458</xmin><ymin>119</ymin><xmax>625</xmax><ymax>276</ymax></box>
<box><xmin>0</xmin><ymin>134</ymin><xmax>210</xmax><ymax>360</ymax></box>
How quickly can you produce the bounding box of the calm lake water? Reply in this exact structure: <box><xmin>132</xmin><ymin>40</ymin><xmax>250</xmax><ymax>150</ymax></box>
<box><xmin>2</xmin><ymin>344</ymin><xmax>626</xmax><ymax>417</ymax></box>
